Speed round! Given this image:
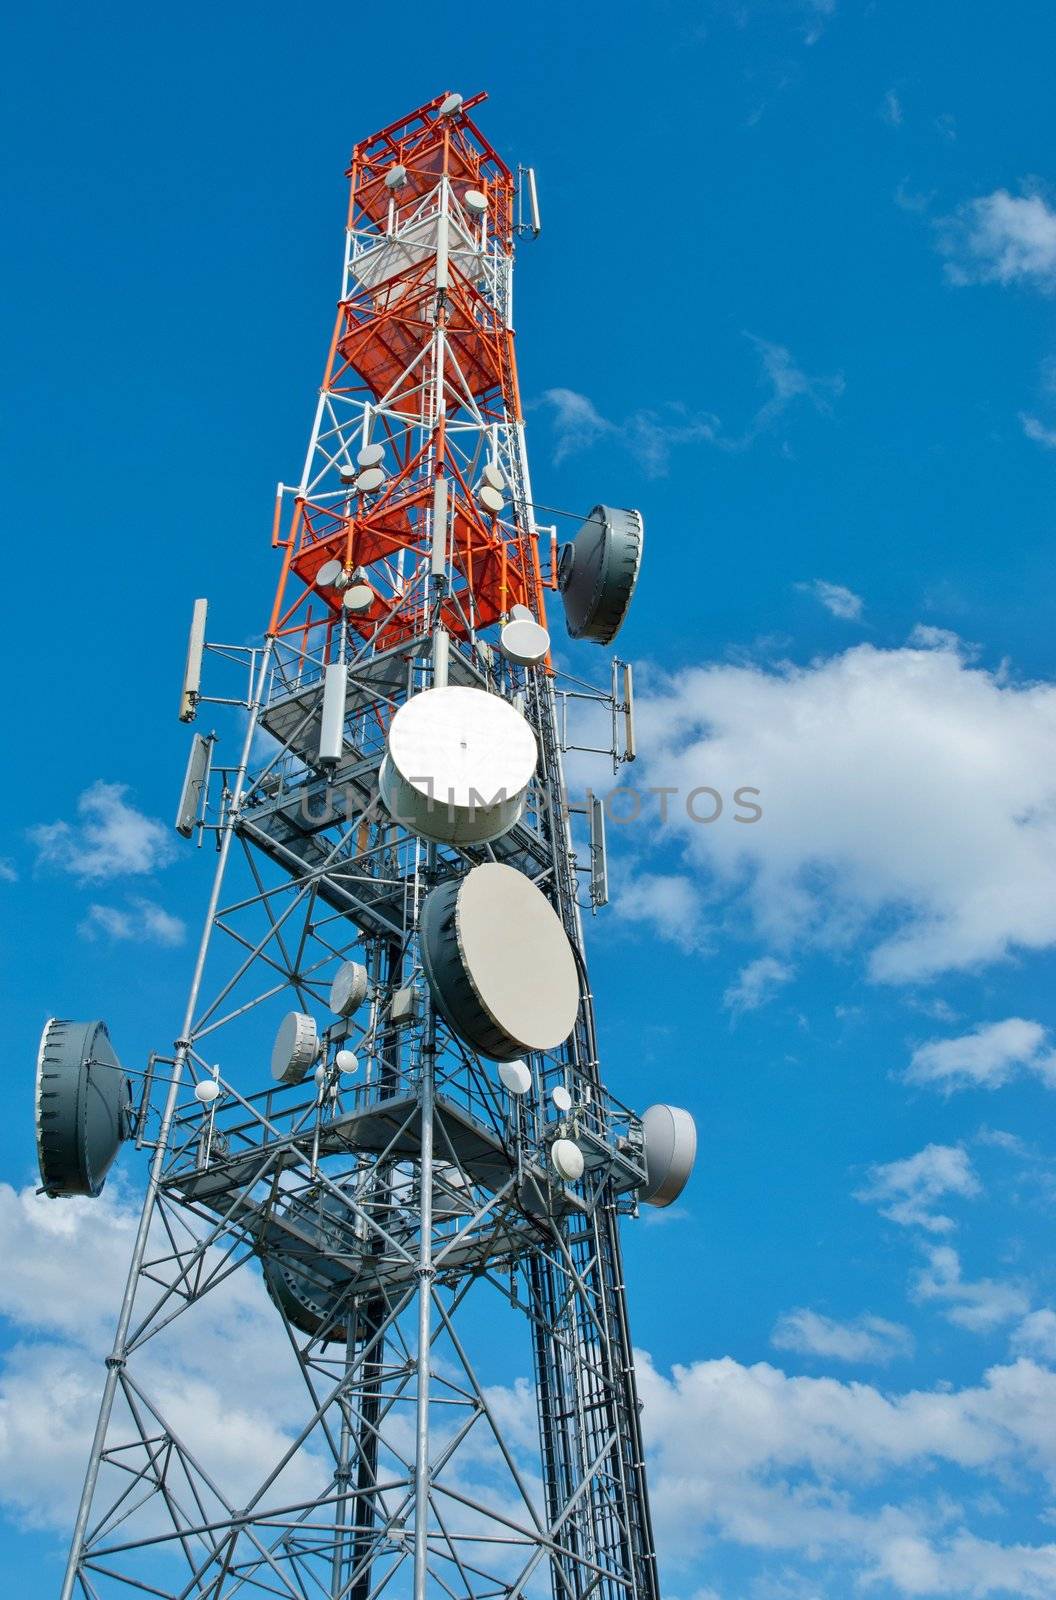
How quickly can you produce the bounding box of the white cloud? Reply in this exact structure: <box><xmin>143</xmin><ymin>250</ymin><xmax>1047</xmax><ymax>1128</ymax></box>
<box><xmin>0</xmin><ymin>857</ymin><xmax>16</xmax><ymax>883</ymax></box>
<box><xmin>1012</xmin><ymin>1310</ymin><xmax>1056</xmax><ymax>1362</ymax></box>
<box><xmin>638</xmin><ymin>1348</ymin><xmax>1056</xmax><ymax>1594</ymax></box>
<box><xmin>939</xmin><ymin>189</ymin><xmax>1056</xmax><ymax>291</ymax></box>
<box><xmin>615</xmin><ymin>871</ymin><xmax>705</xmax><ymax>950</ymax></box>
<box><xmin>912</xmin><ymin>1245</ymin><xmax>1031</xmax><ymax>1333</ymax></box>
<box><xmin>771</xmin><ymin>1308</ymin><xmax>913</xmax><ymax>1364</ymax></box>
<box><xmin>798</xmin><ymin>579</ymin><xmax>863</xmax><ymax>620</ymax></box>
<box><xmin>723</xmin><ymin>955</ymin><xmax>793</xmax><ymax>1014</ymax></box>
<box><xmin>907</xmin><ymin>623</ymin><xmax>976</xmax><ymax>655</ymax></box>
<box><xmin>30</xmin><ymin>780</ymin><xmax>174</xmax><ymax>882</ymax></box>
<box><xmin>855</xmin><ymin>1144</ymin><xmax>980</xmax><ymax>1234</ymax></box>
<box><xmin>906</xmin><ymin>1018</ymin><xmax>1056</xmax><ymax>1094</ymax></box>
<box><xmin>1021</xmin><ymin>413</ymin><xmax>1056</xmax><ymax>449</ymax></box>
<box><xmin>79</xmin><ymin>895</ymin><xmax>186</xmax><ymax>947</ymax></box>
<box><xmin>635</xmin><ymin>643</ymin><xmax>1056</xmax><ymax>981</ymax></box>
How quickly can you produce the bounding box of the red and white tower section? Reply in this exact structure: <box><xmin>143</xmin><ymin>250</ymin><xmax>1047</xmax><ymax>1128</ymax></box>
<box><xmin>37</xmin><ymin>90</ymin><xmax>697</xmax><ymax>1600</ymax></box>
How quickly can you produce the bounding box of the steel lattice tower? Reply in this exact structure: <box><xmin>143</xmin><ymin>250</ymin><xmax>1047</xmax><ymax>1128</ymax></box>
<box><xmin>50</xmin><ymin>90</ymin><xmax>693</xmax><ymax>1600</ymax></box>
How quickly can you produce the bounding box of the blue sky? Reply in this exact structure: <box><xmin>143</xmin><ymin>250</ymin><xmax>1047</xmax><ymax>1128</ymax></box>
<box><xmin>4</xmin><ymin>1</ymin><xmax>1056</xmax><ymax>1595</ymax></box>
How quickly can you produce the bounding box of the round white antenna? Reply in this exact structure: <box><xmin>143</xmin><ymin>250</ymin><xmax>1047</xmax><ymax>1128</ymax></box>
<box><xmin>464</xmin><ymin>189</ymin><xmax>487</xmax><ymax>215</ymax></box>
<box><xmin>478</xmin><ymin>484</ymin><xmax>504</xmax><ymax>516</ymax></box>
<box><xmin>335</xmin><ymin>1049</ymin><xmax>359</xmax><ymax>1075</ymax></box>
<box><xmin>316</xmin><ymin>559</ymin><xmax>342</xmax><ymax>589</ymax></box>
<box><xmin>338</xmin><ymin>462</ymin><xmax>358</xmax><ymax>483</ymax></box>
<box><xmin>551</xmin><ymin>1138</ymin><xmax>584</xmax><ymax>1183</ymax></box>
<box><xmin>481</xmin><ymin>462</ymin><xmax>505</xmax><ymax>492</ymax></box>
<box><xmin>342</xmin><ymin>584</ymin><xmax>373</xmax><ymax>614</ymax></box>
<box><xmin>195</xmin><ymin>1079</ymin><xmax>220</xmax><ymax>1105</ymax></box>
<box><xmin>379</xmin><ymin>687</ymin><xmax>537</xmax><ymax>846</ymax></box>
<box><xmin>499</xmin><ymin>617</ymin><xmax>550</xmax><ymax>667</ymax></box>
<box><xmin>552</xmin><ymin>1085</ymin><xmax>573</xmax><ymax>1114</ymax></box>
<box><xmin>439</xmin><ymin>92</ymin><xmax>463</xmax><ymax>117</ymax></box>
<box><xmin>498</xmin><ymin>1058</ymin><xmax>532</xmax><ymax>1096</ymax></box>
<box><xmin>420</xmin><ymin>862</ymin><xmax>580</xmax><ymax>1059</ymax></box>
<box><xmin>357</xmin><ymin>442</ymin><xmax>385</xmax><ymax>469</ymax></box>
<box><xmin>329</xmin><ymin>960</ymin><xmax>368</xmax><ymax>1017</ymax></box>
<box><xmin>356</xmin><ymin>466</ymin><xmax>385</xmax><ymax>494</ymax></box>
<box><xmin>271</xmin><ymin>1013</ymin><xmax>319</xmax><ymax>1085</ymax></box>
<box><xmin>384</xmin><ymin>164</ymin><xmax>407</xmax><ymax>190</ymax></box>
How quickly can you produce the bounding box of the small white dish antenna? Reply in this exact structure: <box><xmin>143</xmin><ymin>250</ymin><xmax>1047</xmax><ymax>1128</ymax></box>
<box><xmin>481</xmin><ymin>462</ymin><xmax>505</xmax><ymax>492</ymax></box>
<box><xmin>551</xmin><ymin>1138</ymin><xmax>584</xmax><ymax>1183</ymax></box>
<box><xmin>335</xmin><ymin>1049</ymin><xmax>359</xmax><ymax>1075</ymax></box>
<box><xmin>357</xmin><ymin>442</ymin><xmax>385</xmax><ymax>469</ymax></box>
<box><xmin>498</xmin><ymin>1058</ymin><xmax>532</xmax><ymax>1096</ymax></box>
<box><xmin>338</xmin><ymin>462</ymin><xmax>358</xmax><ymax>483</ymax></box>
<box><xmin>194</xmin><ymin>1079</ymin><xmax>220</xmax><ymax>1105</ymax></box>
<box><xmin>329</xmin><ymin>960</ymin><xmax>369</xmax><ymax>1017</ymax></box>
<box><xmin>464</xmin><ymin>189</ymin><xmax>487</xmax><ymax>215</ymax></box>
<box><xmin>384</xmin><ymin>164</ymin><xmax>407</xmax><ymax>190</ymax></box>
<box><xmin>343</xmin><ymin>584</ymin><xmax>374</xmax><ymax>614</ymax></box>
<box><xmin>478</xmin><ymin>484</ymin><xmax>504</xmax><ymax>516</ymax></box>
<box><xmin>313</xmin><ymin>1063</ymin><xmax>327</xmax><ymax>1085</ymax></box>
<box><xmin>551</xmin><ymin>1085</ymin><xmax>573</xmax><ymax>1113</ymax></box>
<box><xmin>499</xmin><ymin>617</ymin><xmax>550</xmax><ymax>667</ymax></box>
<box><xmin>510</xmin><ymin>603</ymin><xmax>533</xmax><ymax>622</ymax></box>
<box><xmin>439</xmin><ymin>92</ymin><xmax>463</xmax><ymax>117</ymax></box>
<box><xmin>316</xmin><ymin>558</ymin><xmax>343</xmax><ymax>588</ymax></box>
<box><xmin>356</xmin><ymin>466</ymin><xmax>385</xmax><ymax>494</ymax></box>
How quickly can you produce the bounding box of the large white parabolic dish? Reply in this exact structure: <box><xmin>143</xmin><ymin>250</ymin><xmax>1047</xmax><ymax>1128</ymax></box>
<box><xmin>420</xmin><ymin>863</ymin><xmax>580</xmax><ymax>1060</ymax></box>
<box><xmin>379</xmin><ymin>686</ymin><xmax>537</xmax><ymax>845</ymax></box>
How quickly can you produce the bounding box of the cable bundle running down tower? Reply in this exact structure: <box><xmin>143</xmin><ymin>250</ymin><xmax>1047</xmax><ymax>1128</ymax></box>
<box><xmin>38</xmin><ymin>90</ymin><xmax>696</xmax><ymax>1600</ymax></box>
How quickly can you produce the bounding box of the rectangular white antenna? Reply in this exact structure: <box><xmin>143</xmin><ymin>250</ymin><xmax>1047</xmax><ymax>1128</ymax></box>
<box><xmin>431</xmin><ymin>477</ymin><xmax>449</xmax><ymax>577</ymax></box>
<box><xmin>178</xmin><ymin>599</ymin><xmax>208</xmax><ymax>722</ymax></box>
<box><xmin>175</xmin><ymin>733</ymin><xmax>210</xmax><ymax>838</ymax></box>
<box><xmin>526</xmin><ymin>167</ymin><xmax>541</xmax><ymax>237</ymax></box>
<box><xmin>590</xmin><ymin>793</ymin><xmax>609</xmax><ymax>908</ymax></box>
<box><xmin>318</xmin><ymin>663</ymin><xmax>347</xmax><ymax>766</ymax></box>
<box><xmin>622</xmin><ymin>662</ymin><xmax>636</xmax><ymax>763</ymax></box>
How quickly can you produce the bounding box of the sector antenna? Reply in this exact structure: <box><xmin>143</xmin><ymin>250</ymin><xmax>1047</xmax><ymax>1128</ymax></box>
<box><xmin>40</xmin><ymin>90</ymin><xmax>697</xmax><ymax>1600</ymax></box>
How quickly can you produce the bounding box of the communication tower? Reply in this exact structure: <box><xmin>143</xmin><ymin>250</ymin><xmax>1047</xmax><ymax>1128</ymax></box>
<box><xmin>36</xmin><ymin>90</ymin><xmax>696</xmax><ymax>1600</ymax></box>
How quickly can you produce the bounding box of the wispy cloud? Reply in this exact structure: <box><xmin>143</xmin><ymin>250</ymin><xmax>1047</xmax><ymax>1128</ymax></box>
<box><xmin>801</xmin><ymin>0</ymin><xmax>836</xmax><ymax>46</ymax></box>
<box><xmin>723</xmin><ymin>955</ymin><xmax>793</xmax><ymax>1014</ymax></box>
<box><xmin>905</xmin><ymin>1017</ymin><xmax>1056</xmax><ymax>1095</ymax></box>
<box><xmin>0</xmin><ymin>858</ymin><xmax>16</xmax><ymax>884</ymax></box>
<box><xmin>881</xmin><ymin>89</ymin><xmax>903</xmax><ymax>128</ymax></box>
<box><xmin>540</xmin><ymin>388</ymin><xmax>615</xmax><ymax>464</ymax></box>
<box><xmin>29</xmin><ymin>781</ymin><xmax>174</xmax><ymax>882</ymax></box>
<box><xmin>797</xmin><ymin>579</ymin><xmax>863</xmax><ymax>620</ymax></box>
<box><xmin>938</xmin><ymin>189</ymin><xmax>1056</xmax><ymax>291</ymax></box>
<box><xmin>911</xmin><ymin>1245</ymin><xmax>1030</xmax><ymax>1333</ymax></box>
<box><xmin>771</xmin><ymin>1307</ymin><xmax>913</xmax><ymax>1364</ymax></box>
<box><xmin>1021</xmin><ymin>412</ymin><xmax>1056</xmax><ymax>449</ymax></box>
<box><xmin>855</xmin><ymin>1144</ymin><xmax>980</xmax><ymax>1234</ymax></box>
<box><xmin>79</xmin><ymin>897</ymin><xmax>186</xmax><ymax>948</ymax></box>
<box><xmin>541</xmin><ymin>337</ymin><xmax>842</xmax><ymax>473</ymax></box>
